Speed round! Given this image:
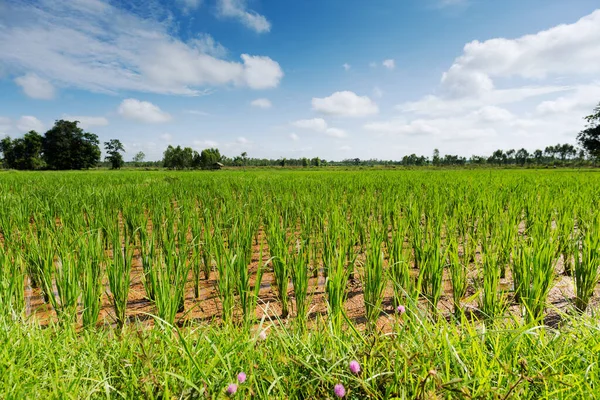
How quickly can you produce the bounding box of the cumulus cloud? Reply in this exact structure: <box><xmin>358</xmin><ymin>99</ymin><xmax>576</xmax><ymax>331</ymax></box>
<box><xmin>289</xmin><ymin>133</ymin><xmax>299</xmax><ymax>141</ymax></box>
<box><xmin>217</xmin><ymin>0</ymin><xmax>271</xmax><ymax>33</ymax></box>
<box><xmin>118</xmin><ymin>99</ymin><xmax>172</xmax><ymax>123</ymax></box>
<box><xmin>14</xmin><ymin>73</ymin><xmax>55</xmax><ymax>99</ymax></box>
<box><xmin>251</xmin><ymin>98</ymin><xmax>272</xmax><ymax>109</ymax></box>
<box><xmin>440</xmin><ymin>10</ymin><xmax>600</xmax><ymax>98</ymax></box>
<box><xmin>16</xmin><ymin>116</ymin><xmax>44</xmax><ymax>133</ymax></box>
<box><xmin>343</xmin><ymin>63</ymin><xmax>351</xmax><ymax>71</ymax></box>
<box><xmin>292</xmin><ymin>118</ymin><xmax>329</xmax><ymax>132</ymax></box>
<box><xmin>160</xmin><ymin>133</ymin><xmax>173</xmax><ymax>142</ymax></box>
<box><xmin>382</xmin><ymin>59</ymin><xmax>396</xmax><ymax>70</ymax></box>
<box><xmin>312</xmin><ymin>91</ymin><xmax>379</xmax><ymax>117</ymax></box>
<box><xmin>62</xmin><ymin>115</ymin><xmax>109</xmax><ymax>129</ymax></box>
<box><xmin>291</xmin><ymin>118</ymin><xmax>348</xmax><ymax>138</ymax></box>
<box><xmin>0</xmin><ymin>1</ymin><xmax>283</xmax><ymax>96</ymax></box>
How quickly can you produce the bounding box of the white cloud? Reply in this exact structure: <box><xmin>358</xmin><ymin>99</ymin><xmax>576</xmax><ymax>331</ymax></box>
<box><xmin>184</xmin><ymin>110</ymin><xmax>210</xmax><ymax>116</ymax></box>
<box><xmin>365</xmin><ymin>119</ymin><xmax>442</xmax><ymax>136</ymax></box>
<box><xmin>289</xmin><ymin>133</ymin><xmax>299</xmax><ymax>141</ymax></box>
<box><xmin>312</xmin><ymin>91</ymin><xmax>379</xmax><ymax>117</ymax></box>
<box><xmin>292</xmin><ymin>118</ymin><xmax>328</xmax><ymax>132</ymax></box>
<box><xmin>16</xmin><ymin>116</ymin><xmax>44</xmax><ymax>133</ymax></box>
<box><xmin>325</xmin><ymin>128</ymin><xmax>347</xmax><ymax>138</ymax></box>
<box><xmin>118</xmin><ymin>99</ymin><xmax>172</xmax><ymax>123</ymax></box>
<box><xmin>193</xmin><ymin>139</ymin><xmax>219</xmax><ymax>148</ymax></box>
<box><xmin>441</xmin><ymin>10</ymin><xmax>600</xmax><ymax>98</ymax></box>
<box><xmin>177</xmin><ymin>0</ymin><xmax>202</xmax><ymax>12</ymax></box>
<box><xmin>14</xmin><ymin>73</ymin><xmax>55</xmax><ymax>99</ymax></box>
<box><xmin>343</xmin><ymin>63</ymin><xmax>351</xmax><ymax>71</ymax></box>
<box><xmin>237</xmin><ymin>136</ymin><xmax>251</xmax><ymax>144</ymax></box>
<box><xmin>535</xmin><ymin>83</ymin><xmax>600</xmax><ymax>115</ymax></box>
<box><xmin>217</xmin><ymin>0</ymin><xmax>271</xmax><ymax>33</ymax></box>
<box><xmin>470</xmin><ymin>106</ymin><xmax>514</xmax><ymax>122</ymax></box>
<box><xmin>369</xmin><ymin>62</ymin><xmax>377</xmax><ymax>68</ymax></box>
<box><xmin>160</xmin><ymin>133</ymin><xmax>173</xmax><ymax>142</ymax></box>
<box><xmin>251</xmin><ymin>98</ymin><xmax>272</xmax><ymax>109</ymax></box>
<box><xmin>383</xmin><ymin>59</ymin><xmax>396</xmax><ymax>70</ymax></box>
<box><xmin>0</xmin><ymin>1</ymin><xmax>282</xmax><ymax>96</ymax></box>
<box><xmin>340</xmin><ymin>145</ymin><xmax>352</xmax><ymax>151</ymax></box>
<box><xmin>398</xmin><ymin>85</ymin><xmax>569</xmax><ymax>117</ymax></box>
<box><xmin>62</xmin><ymin>115</ymin><xmax>109</xmax><ymax>129</ymax></box>
<box><xmin>190</xmin><ymin>33</ymin><xmax>227</xmax><ymax>58</ymax></box>
<box><xmin>291</xmin><ymin>118</ymin><xmax>347</xmax><ymax>138</ymax></box>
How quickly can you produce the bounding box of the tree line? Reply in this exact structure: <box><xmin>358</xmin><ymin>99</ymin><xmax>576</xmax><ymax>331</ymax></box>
<box><xmin>1</xmin><ymin>103</ymin><xmax>599</xmax><ymax>170</ymax></box>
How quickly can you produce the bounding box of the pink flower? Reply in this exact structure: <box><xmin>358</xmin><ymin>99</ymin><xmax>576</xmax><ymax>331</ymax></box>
<box><xmin>334</xmin><ymin>383</ymin><xmax>346</xmax><ymax>398</ymax></box>
<box><xmin>258</xmin><ymin>330</ymin><xmax>267</xmax><ymax>341</ymax></box>
<box><xmin>349</xmin><ymin>360</ymin><xmax>360</xmax><ymax>375</ymax></box>
<box><xmin>396</xmin><ymin>305</ymin><xmax>406</xmax><ymax>315</ymax></box>
<box><xmin>237</xmin><ymin>372</ymin><xmax>247</xmax><ymax>384</ymax></box>
<box><xmin>226</xmin><ymin>384</ymin><xmax>237</xmax><ymax>395</ymax></box>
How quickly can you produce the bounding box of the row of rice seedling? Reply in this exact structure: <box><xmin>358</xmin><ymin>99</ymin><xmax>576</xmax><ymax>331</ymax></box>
<box><xmin>0</xmin><ymin>170</ymin><xmax>599</xmax><ymax>331</ymax></box>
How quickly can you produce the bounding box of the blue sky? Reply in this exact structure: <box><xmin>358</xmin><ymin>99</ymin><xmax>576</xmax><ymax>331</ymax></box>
<box><xmin>1</xmin><ymin>0</ymin><xmax>599</xmax><ymax>161</ymax></box>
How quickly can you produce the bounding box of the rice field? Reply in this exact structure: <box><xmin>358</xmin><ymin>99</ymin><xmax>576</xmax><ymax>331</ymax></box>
<box><xmin>1</xmin><ymin>169</ymin><xmax>600</xmax><ymax>398</ymax></box>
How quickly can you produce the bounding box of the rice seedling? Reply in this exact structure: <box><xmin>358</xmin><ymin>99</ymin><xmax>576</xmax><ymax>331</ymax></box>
<box><xmin>573</xmin><ymin>211</ymin><xmax>600</xmax><ymax>313</ymax></box>
<box><xmin>362</xmin><ymin>226</ymin><xmax>386</xmax><ymax>329</ymax></box>
<box><xmin>290</xmin><ymin>240</ymin><xmax>310</xmax><ymax>330</ymax></box>
<box><xmin>79</xmin><ymin>230</ymin><xmax>104</xmax><ymax>329</ymax></box>
<box><xmin>106</xmin><ymin>225</ymin><xmax>133</xmax><ymax>329</ymax></box>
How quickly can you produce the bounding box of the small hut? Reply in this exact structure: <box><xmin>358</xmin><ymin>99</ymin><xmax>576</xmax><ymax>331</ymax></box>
<box><xmin>211</xmin><ymin>162</ymin><xmax>224</xmax><ymax>170</ymax></box>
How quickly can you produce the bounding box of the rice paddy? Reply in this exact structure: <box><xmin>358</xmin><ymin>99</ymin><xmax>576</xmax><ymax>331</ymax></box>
<box><xmin>1</xmin><ymin>168</ymin><xmax>600</xmax><ymax>398</ymax></box>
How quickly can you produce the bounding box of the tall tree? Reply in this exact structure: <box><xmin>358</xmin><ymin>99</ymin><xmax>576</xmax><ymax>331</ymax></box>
<box><xmin>42</xmin><ymin>120</ymin><xmax>100</xmax><ymax>170</ymax></box>
<box><xmin>577</xmin><ymin>103</ymin><xmax>600</xmax><ymax>160</ymax></box>
<box><xmin>132</xmin><ymin>151</ymin><xmax>145</xmax><ymax>164</ymax></box>
<box><xmin>105</xmin><ymin>139</ymin><xmax>125</xmax><ymax>169</ymax></box>
<box><xmin>0</xmin><ymin>131</ymin><xmax>44</xmax><ymax>170</ymax></box>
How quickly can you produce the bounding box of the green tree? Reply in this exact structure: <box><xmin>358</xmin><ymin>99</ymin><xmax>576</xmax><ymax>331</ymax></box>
<box><xmin>311</xmin><ymin>157</ymin><xmax>321</xmax><ymax>167</ymax></box>
<box><xmin>515</xmin><ymin>148</ymin><xmax>530</xmax><ymax>166</ymax></box>
<box><xmin>0</xmin><ymin>131</ymin><xmax>44</xmax><ymax>170</ymax></box>
<box><xmin>199</xmin><ymin>148</ymin><xmax>222</xmax><ymax>169</ymax></box>
<box><xmin>42</xmin><ymin>120</ymin><xmax>100</xmax><ymax>170</ymax></box>
<box><xmin>432</xmin><ymin>149</ymin><xmax>440</xmax><ymax>166</ymax></box>
<box><xmin>132</xmin><ymin>151</ymin><xmax>145</xmax><ymax>165</ymax></box>
<box><xmin>104</xmin><ymin>139</ymin><xmax>125</xmax><ymax>169</ymax></box>
<box><xmin>577</xmin><ymin>103</ymin><xmax>600</xmax><ymax>160</ymax></box>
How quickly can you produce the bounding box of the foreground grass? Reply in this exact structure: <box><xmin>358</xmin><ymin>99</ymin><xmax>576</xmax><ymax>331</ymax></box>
<box><xmin>1</xmin><ymin>309</ymin><xmax>599</xmax><ymax>399</ymax></box>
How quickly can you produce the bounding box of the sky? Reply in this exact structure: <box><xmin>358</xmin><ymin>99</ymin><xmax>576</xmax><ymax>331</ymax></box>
<box><xmin>0</xmin><ymin>0</ymin><xmax>599</xmax><ymax>161</ymax></box>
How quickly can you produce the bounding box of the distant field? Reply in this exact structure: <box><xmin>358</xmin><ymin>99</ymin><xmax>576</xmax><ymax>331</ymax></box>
<box><xmin>1</xmin><ymin>169</ymin><xmax>600</xmax><ymax>398</ymax></box>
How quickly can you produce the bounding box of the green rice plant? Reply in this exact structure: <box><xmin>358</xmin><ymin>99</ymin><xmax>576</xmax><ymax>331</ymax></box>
<box><xmin>213</xmin><ymin>233</ymin><xmax>236</xmax><ymax>324</ymax></box>
<box><xmin>266</xmin><ymin>216</ymin><xmax>291</xmax><ymax>318</ymax></box>
<box><xmin>363</xmin><ymin>227</ymin><xmax>386</xmax><ymax>329</ymax></box>
<box><xmin>139</xmin><ymin>233</ymin><xmax>157</xmax><ymax>301</ymax></box>
<box><xmin>290</xmin><ymin>240</ymin><xmax>309</xmax><ymax>330</ymax></box>
<box><xmin>479</xmin><ymin>248</ymin><xmax>505</xmax><ymax>319</ymax></box>
<box><xmin>106</xmin><ymin>227</ymin><xmax>133</xmax><ymax>329</ymax></box>
<box><xmin>201</xmin><ymin>219</ymin><xmax>213</xmax><ymax>281</ymax></box>
<box><xmin>151</xmin><ymin>248</ymin><xmax>189</xmax><ymax>326</ymax></box>
<box><xmin>79</xmin><ymin>231</ymin><xmax>104</xmax><ymax>329</ymax></box>
<box><xmin>387</xmin><ymin>220</ymin><xmax>412</xmax><ymax>306</ymax></box>
<box><xmin>513</xmin><ymin>237</ymin><xmax>556</xmax><ymax>322</ymax></box>
<box><xmin>573</xmin><ymin>212</ymin><xmax>600</xmax><ymax>313</ymax></box>
<box><xmin>0</xmin><ymin>250</ymin><xmax>25</xmax><ymax>319</ymax></box>
<box><xmin>556</xmin><ymin>204</ymin><xmax>576</xmax><ymax>276</ymax></box>
<box><xmin>230</xmin><ymin>221</ymin><xmax>255</xmax><ymax>325</ymax></box>
<box><xmin>53</xmin><ymin>242</ymin><xmax>82</xmax><ymax>325</ymax></box>
<box><xmin>447</xmin><ymin>235</ymin><xmax>467</xmax><ymax>318</ymax></box>
<box><xmin>326</xmin><ymin>249</ymin><xmax>349</xmax><ymax>335</ymax></box>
